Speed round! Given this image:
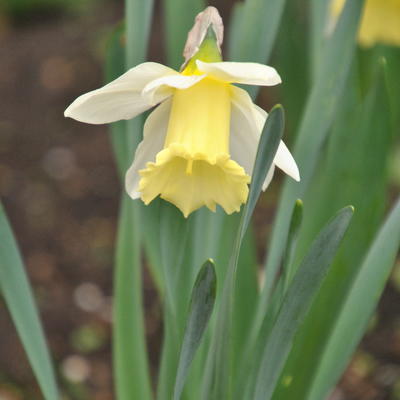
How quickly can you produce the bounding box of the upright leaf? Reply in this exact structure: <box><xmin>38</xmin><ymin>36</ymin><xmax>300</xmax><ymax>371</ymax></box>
<box><xmin>163</xmin><ymin>0</ymin><xmax>205</xmax><ymax>69</ymax></box>
<box><xmin>309</xmin><ymin>0</ymin><xmax>331</xmax><ymax>77</ymax></box>
<box><xmin>201</xmin><ymin>106</ymin><xmax>285</xmax><ymax>400</ymax></box>
<box><xmin>272</xmin><ymin>61</ymin><xmax>394</xmax><ymax>400</ymax></box>
<box><xmin>307</xmin><ymin>197</ymin><xmax>400</xmax><ymax>400</ymax></box>
<box><xmin>261</xmin><ymin>0</ymin><xmax>363</xmax><ymax>310</ymax></box>
<box><xmin>253</xmin><ymin>207</ymin><xmax>354</xmax><ymax>400</ymax></box>
<box><xmin>228</xmin><ymin>0</ymin><xmax>287</xmax><ymax>99</ymax></box>
<box><xmin>0</xmin><ymin>204</ymin><xmax>58</xmax><ymax>400</ymax></box>
<box><xmin>173</xmin><ymin>260</ymin><xmax>217</xmax><ymax>400</ymax></box>
<box><xmin>113</xmin><ymin>196</ymin><xmax>152</xmax><ymax>400</ymax></box>
<box><xmin>111</xmin><ymin>1</ymin><xmax>154</xmax><ymax>398</ymax></box>
<box><xmin>105</xmin><ymin>24</ymin><xmax>129</xmax><ymax>179</ymax></box>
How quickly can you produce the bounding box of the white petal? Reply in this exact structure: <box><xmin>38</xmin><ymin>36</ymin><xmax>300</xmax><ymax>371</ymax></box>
<box><xmin>229</xmin><ymin>87</ymin><xmax>260</xmax><ymax>176</ymax></box>
<box><xmin>197</xmin><ymin>60</ymin><xmax>282</xmax><ymax>86</ymax></box>
<box><xmin>253</xmin><ymin>105</ymin><xmax>300</xmax><ymax>181</ymax></box>
<box><xmin>230</xmin><ymin>86</ymin><xmax>300</xmax><ymax>187</ymax></box>
<box><xmin>275</xmin><ymin>142</ymin><xmax>300</xmax><ymax>182</ymax></box>
<box><xmin>125</xmin><ymin>98</ymin><xmax>172</xmax><ymax>199</ymax></box>
<box><xmin>64</xmin><ymin>62</ymin><xmax>176</xmax><ymax>124</ymax></box>
<box><xmin>263</xmin><ymin>165</ymin><xmax>276</xmax><ymax>191</ymax></box>
<box><xmin>142</xmin><ymin>74</ymin><xmax>205</xmax><ymax>104</ymax></box>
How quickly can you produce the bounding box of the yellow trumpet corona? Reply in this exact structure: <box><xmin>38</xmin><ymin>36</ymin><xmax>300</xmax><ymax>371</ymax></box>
<box><xmin>139</xmin><ymin>72</ymin><xmax>249</xmax><ymax>217</ymax></box>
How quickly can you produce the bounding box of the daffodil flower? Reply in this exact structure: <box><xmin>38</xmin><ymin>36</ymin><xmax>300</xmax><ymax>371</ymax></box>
<box><xmin>64</xmin><ymin>7</ymin><xmax>299</xmax><ymax>217</ymax></box>
<box><xmin>331</xmin><ymin>0</ymin><xmax>400</xmax><ymax>47</ymax></box>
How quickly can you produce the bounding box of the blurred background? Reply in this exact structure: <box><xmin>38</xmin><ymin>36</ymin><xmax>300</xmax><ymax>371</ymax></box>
<box><xmin>0</xmin><ymin>0</ymin><xmax>399</xmax><ymax>399</ymax></box>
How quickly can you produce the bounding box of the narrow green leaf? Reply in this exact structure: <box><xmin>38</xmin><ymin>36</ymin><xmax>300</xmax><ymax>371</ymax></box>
<box><xmin>159</xmin><ymin>202</ymin><xmax>190</xmax><ymax>318</ymax></box>
<box><xmin>113</xmin><ymin>196</ymin><xmax>152</xmax><ymax>400</ymax></box>
<box><xmin>307</xmin><ymin>197</ymin><xmax>400</xmax><ymax>398</ymax></box>
<box><xmin>201</xmin><ymin>106</ymin><xmax>285</xmax><ymax>400</ymax></box>
<box><xmin>125</xmin><ymin>0</ymin><xmax>154</xmax><ymax>156</ymax></box>
<box><xmin>233</xmin><ymin>199</ymin><xmax>303</xmax><ymax>400</ymax></box>
<box><xmin>173</xmin><ymin>260</ymin><xmax>217</xmax><ymax>400</ymax></box>
<box><xmin>111</xmin><ymin>1</ymin><xmax>154</xmax><ymax>398</ymax></box>
<box><xmin>253</xmin><ymin>206</ymin><xmax>354</xmax><ymax>400</ymax></box>
<box><xmin>163</xmin><ymin>0</ymin><xmax>205</xmax><ymax>69</ymax></box>
<box><xmin>273</xmin><ymin>0</ymin><xmax>309</xmax><ymax>135</ymax></box>
<box><xmin>0</xmin><ymin>204</ymin><xmax>58</xmax><ymax>400</ymax></box>
<box><xmin>261</xmin><ymin>0</ymin><xmax>363</xmax><ymax>310</ymax></box>
<box><xmin>309</xmin><ymin>0</ymin><xmax>331</xmax><ymax>77</ymax></box>
<box><xmin>105</xmin><ymin>24</ymin><xmax>129</xmax><ymax>179</ymax></box>
<box><xmin>282</xmin><ymin>199</ymin><xmax>303</xmax><ymax>292</ymax></box>
<box><xmin>156</xmin><ymin>203</ymin><xmax>191</xmax><ymax>400</ymax></box>
<box><xmin>228</xmin><ymin>0</ymin><xmax>287</xmax><ymax>99</ymax></box>
<box><xmin>272</xmin><ymin>61</ymin><xmax>394</xmax><ymax>400</ymax></box>
<box><xmin>241</xmin><ymin>105</ymin><xmax>285</xmax><ymax>240</ymax></box>
<box><xmin>126</xmin><ymin>0</ymin><xmax>154</xmax><ymax>68</ymax></box>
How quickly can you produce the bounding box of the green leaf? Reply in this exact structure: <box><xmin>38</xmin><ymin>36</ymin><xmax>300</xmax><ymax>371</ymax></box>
<box><xmin>227</xmin><ymin>0</ymin><xmax>287</xmax><ymax>99</ymax></box>
<box><xmin>156</xmin><ymin>202</ymin><xmax>193</xmax><ymax>400</ymax></box>
<box><xmin>110</xmin><ymin>1</ymin><xmax>154</xmax><ymax>398</ymax></box>
<box><xmin>173</xmin><ymin>260</ymin><xmax>217</xmax><ymax>400</ymax></box>
<box><xmin>261</xmin><ymin>0</ymin><xmax>363</xmax><ymax>311</ymax></box>
<box><xmin>282</xmin><ymin>199</ymin><xmax>304</xmax><ymax>292</ymax></box>
<box><xmin>113</xmin><ymin>196</ymin><xmax>152</xmax><ymax>400</ymax></box>
<box><xmin>271</xmin><ymin>61</ymin><xmax>394</xmax><ymax>400</ymax></box>
<box><xmin>126</xmin><ymin>0</ymin><xmax>154</xmax><ymax>68</ymax></box>
<box><xmin>307</xmin><ymin>197</ymin><xmax>400</xmax><ymax>400</ymax></box>
<box><xmin>0</xmin><ymin>204</ymin><xmax>58</xmax><ymax>400</ymax></box>
<box><xmin>297</xmin><ymin>59</ymin><xmax>391</xmax><ymax>276</ymax></box>
<box><xmin>159</xmin><ymin>202</ymin><xmax>190</xmax><ymax>318</ymax></box>
<box><xmin>273</xmin><ymin>0</ymin><xmax>309</xmax><ymax>135</ymax></box>
<box><xmin>309</xmin><ymin>0</ymin><xmax>331</xmax><ymax>77</ymax></box>
<box><xmin>163</xmin><ymin>0</ymin><xmax>205</xmax><ymax>69</ymax></box>
<box><xmin>241</xmin><ymin>105</ymin><xmax>285</xmax><ymax>240</ymax></box>
<box><xmin>105</xmin><ymin>24</ymin><xmax>129</xmax><ymax>179</ymax></box>
<box><xmin>253</xmin><ymin>206</ymin><xmax>354</xmax><ymax>400</ymax></box>
<box><xmin>233</xmin><ymin>199</ymin><xmax>303</xmax><ymax>400</ymax></box>
<box><xmin>201</xmin><ymin>105</ymin><xmax>285</xmax><ymax>400</ymax></box>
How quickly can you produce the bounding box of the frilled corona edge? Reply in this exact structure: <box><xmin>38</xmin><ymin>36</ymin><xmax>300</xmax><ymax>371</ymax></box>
<box><xmin>139</xmin><ymin>143</ymin><xmax>250</xmax><ymax>217</ymax></box>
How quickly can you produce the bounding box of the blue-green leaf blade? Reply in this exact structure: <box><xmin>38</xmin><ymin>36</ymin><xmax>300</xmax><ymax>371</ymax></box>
<box><xmin>173</xmin><ymin>259</ymin><xmax>217</xmax><ymax>400</ymax></box>
<box><xmin>0</xmin><ymin>204</ymin><xmax>58</xmax><ymax>400</ymax></box>
<box><xmin>253</xmin><ymin>206</ymin><xmax>354</xmax><ymax>400</ymax></box>
<box><xmin>163</xmin><ymin>0</ymin><xmax>205</xmax><ymax>69</ymax></box>
<box><xmin>227</xmin><ymin>0</ymin><xmax>287</xmax><ymax>99</ymax></box>
<box><xmin>241</xmin><ymin>105</ymin><xmax>285</xmax><ymax>240</ymax></box>
<box><xmin>271</xmin><ymin>58</ymin><xmax>393</xmax><ymax>400</ymax></box>
<box><xmin>306</xmin><ymin>197</ymin><xmax>400</xmax><ymax>399</ymax></box>
<box><xmin>201</xmin><ymin>105</ymin><xmax>285</xmax><ymax>400</ymax></box>
<box><xmin>113</xmin><ymin>196</ymin><xmax>152</xmax><ymax>400</ymax></box>
<box><xmin>262</xmin><ymin>0</ymin><xmax>363</xmax><ymax>305</ymax></box>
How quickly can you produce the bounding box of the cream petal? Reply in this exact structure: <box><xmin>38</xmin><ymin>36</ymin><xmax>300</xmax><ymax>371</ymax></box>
<box><xmin>229</xmin><ymin>87</ymin><xmax>260</xmax><ymax>176</ymax></box>
<box><xmin>230</xmin><ymin>86</ymin><xmax>299</xmax><ymax>187</ymax></box>
<box><xmin>125</xmin><ymin>98</ymin><xmax>172</xmax><ymax>199</ymax></box>
<box><xmin>263</xmin><ymin>165</ymin><xmax>276</xmax><ymax>191</ymax></box>
<box><xmin>275</xmin><ymin>141</ymin><xmax>300</xmax><ymax>182</ymax></box>
<box><xmin>197</xmin><ymin>60</ymin><xmax>282</xmax><ymax>86</ymax></box>
<box><xmin>253</xmin><ymin>104</ymin><xmax>300</xmax><ymax>182</ymax></box>
<box><xmin>142</xmin><ymin>74</ymin><xmax>206</xmax><ymax>104</ymax></box>
<box><xmin>64</xmin><ymin>62</ymin><xmax>176</xmax><ymax>124</ymax></box>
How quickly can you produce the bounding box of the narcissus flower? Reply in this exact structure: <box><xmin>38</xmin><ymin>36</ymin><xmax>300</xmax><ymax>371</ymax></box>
<box><xmin>331</xmin><ymin>0</ymin><xmax>400</xmax><ymax>47</ymax></box>
<box><xmin>64</xmin><ymin>7</ymin><xmax>299</xmax><ymax>217</ymax></box>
